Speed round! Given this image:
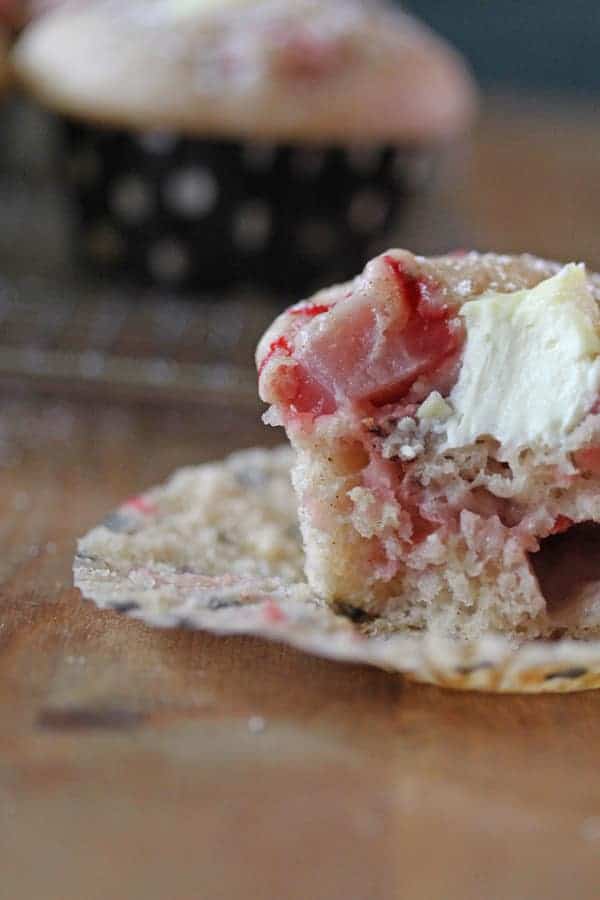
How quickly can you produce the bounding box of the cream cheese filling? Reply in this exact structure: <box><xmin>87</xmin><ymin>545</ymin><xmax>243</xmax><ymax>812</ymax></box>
<box><xmin>444</xmin><ymin>263</ymin><xmax>600</xmax><ymax>453</ymax></box>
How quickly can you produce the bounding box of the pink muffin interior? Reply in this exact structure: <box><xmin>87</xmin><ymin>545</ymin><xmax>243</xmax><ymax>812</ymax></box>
<box><xmin>258</xmin><ymin>250</ymin><xmax>600</xmax><ymax>641</ymax></box>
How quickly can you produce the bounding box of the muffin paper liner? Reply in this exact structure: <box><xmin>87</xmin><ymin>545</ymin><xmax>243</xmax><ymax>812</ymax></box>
<box><xmin>62</xmin><ymin>119</ymin><xmax>433</xmax><ymax>297</ymax></box>
<box><xmin>73</xmin><ymin>446</ymin><xmax>600</xmax><ymax>693</ymax></box>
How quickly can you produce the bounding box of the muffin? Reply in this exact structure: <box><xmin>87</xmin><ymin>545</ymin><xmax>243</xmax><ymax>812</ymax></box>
<box><xmin>12</xmin><ymin>0</ymin><xmax>476</xmax><ymax>294</ymax></box>
<box><xmin>257</xmin><ymin>249</ymin><xmax>600</xmax><ymax>642</ymax></box>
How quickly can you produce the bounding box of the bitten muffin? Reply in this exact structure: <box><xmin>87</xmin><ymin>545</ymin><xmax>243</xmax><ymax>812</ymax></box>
<box><xmin>12</xmin><ymin>0</ymin><xmax>476</xmax><ymax>294</ymax></box>
<box><xmin>258</xmin><ymin>250</ymin><xmax>600</xmax><ymax>641</ymax></box>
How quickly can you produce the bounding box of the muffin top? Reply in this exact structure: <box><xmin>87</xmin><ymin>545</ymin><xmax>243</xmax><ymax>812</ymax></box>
<box><xmin>12</xmin><ymin>0</ymin><xmax>477</xmax><ymax>141</ymax></box>
<box><xmin>257</xmin><ymin>249</ymin><xmax>600</xmax><ymax>423</ymax></box>
<box><xmin>258</xmin><ymin>250</ymin><xmax>575</xmax><ymax>387</ymax></box>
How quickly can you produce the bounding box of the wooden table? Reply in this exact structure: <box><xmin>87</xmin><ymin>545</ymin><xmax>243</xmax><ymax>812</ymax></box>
<box><xmin>3</xmin><ymin>97</ymin><xmax>600</xmax><ymax>900</ymax></box>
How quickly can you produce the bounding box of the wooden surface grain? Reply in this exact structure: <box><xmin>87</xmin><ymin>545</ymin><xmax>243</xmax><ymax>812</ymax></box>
<box><xmin>4</xmin><ymin>98</ymin><xmax>600</xmax><ymax>900</ymax></box>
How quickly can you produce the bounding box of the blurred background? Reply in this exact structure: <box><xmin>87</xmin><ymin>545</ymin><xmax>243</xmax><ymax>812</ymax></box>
<box><xmin>409</xmin><ymin>0</ymin><xmax>600</xmax><ymax>94</ymax></box>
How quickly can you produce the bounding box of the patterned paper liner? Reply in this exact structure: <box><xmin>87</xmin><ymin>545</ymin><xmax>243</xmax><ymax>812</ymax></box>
<box><xmin>62</xmin><ymin>119</ymin><xmax>433</xmax><ymax>296</ymax></box>
<box><xmin>73</xmin><ymin>445</ymin><xmax>600</xmax><ymax>693</ymax></box>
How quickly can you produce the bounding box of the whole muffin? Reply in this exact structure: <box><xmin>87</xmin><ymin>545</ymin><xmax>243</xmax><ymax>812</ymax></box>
<box><xmin>13</xmin><ymin>0</ymin><xmax>477</xmax><ymax>294</ymax></box>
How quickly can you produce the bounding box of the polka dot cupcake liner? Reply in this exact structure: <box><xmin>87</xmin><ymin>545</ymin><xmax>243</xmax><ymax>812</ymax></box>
<box><xmin>62</xmin><ymin>119</ymin><xmax>434</xmax><ymax>297</ymax></box>
<box><xmin>74</xmin><ymin>446</ymin><xmax>600</xmax><ymax>694</ymax></box>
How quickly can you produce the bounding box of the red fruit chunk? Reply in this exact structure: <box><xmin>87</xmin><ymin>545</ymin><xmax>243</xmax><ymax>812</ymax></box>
<box><xmin>273</xmin><ymin>29</ymin><xmax>348</xmax><ymax>81</ymax></box>
<box><xmin>550</xmin><ymin>515</ymin><xmax>574</xmax><ymax>535</ymax></box>
<box><xmin>290</xmin><ymin>303</ymin><xmax>332</xmax><ymax>317</ymax></box>
<box><xmin>292</xmin><ymin>255</ymin><xmax>464</xmax><ymax>413</ymax></box>
<box><xmin>124</xmin><ymin>496</ymin><xmax>156</xmax><ymax>516</ymax></box>
<box><xmin>574</xmin><ymin>446</ymin><xmax>600</xmax><ymax>475</ymax></box>
<box><xmin>258</xmin><ymin>335</ymin><xmax>293</xmax><ymax>377</ymax></box>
